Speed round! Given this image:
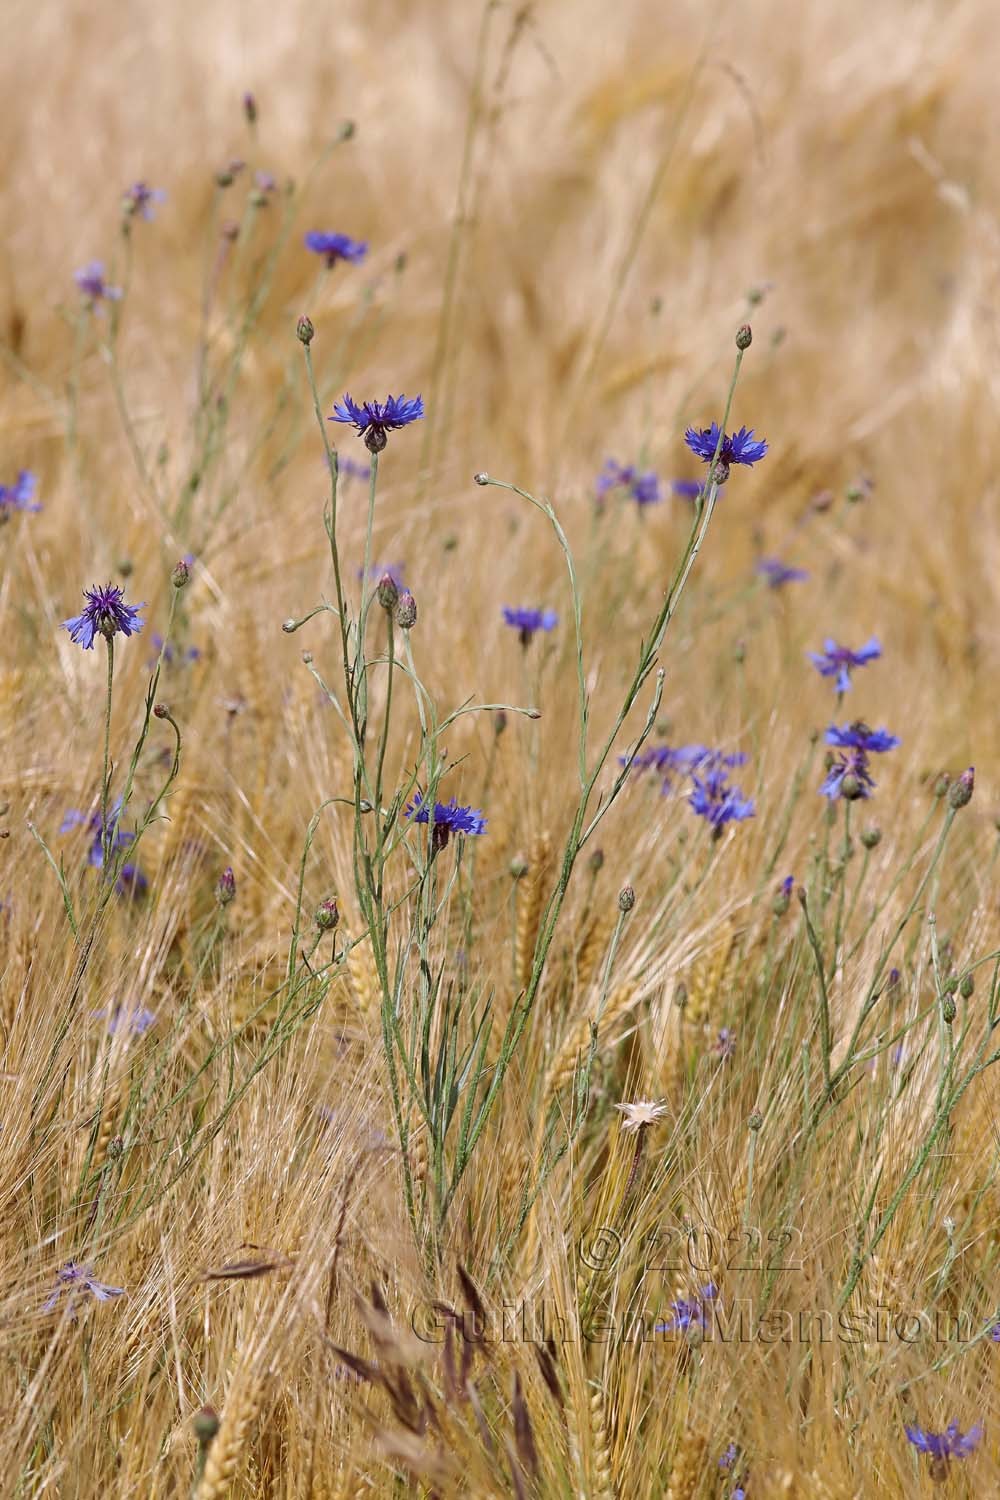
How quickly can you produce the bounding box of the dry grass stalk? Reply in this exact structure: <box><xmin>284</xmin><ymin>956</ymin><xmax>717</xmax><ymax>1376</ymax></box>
<box><xmin>515</xmin><ymin>832</ymin><xmax>551</xmax><ymax>993</ymax></box>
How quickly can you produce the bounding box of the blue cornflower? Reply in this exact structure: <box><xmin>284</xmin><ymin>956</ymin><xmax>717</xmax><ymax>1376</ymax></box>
<box><xmin>595</xmin><ymin>458</ymin><xmax>663</xmax><ymax>508</ymax></box>
<box><xmin>905</xmin><ymin>1421</ymin><xmax>981</xmax><ymax>1474</ymax></box>
<box><xmin>0</xmin><ymin>469</ymin><xmax>41</xmax><ymax>518</ymax></box>
<box><xmin>116</xmin><ymin>862</ymin><xmax>148</xmax><ymax>897</ymax></box>
<box><xmin>405</xmin><ymin>793</ymin><xmax>487</xmax><ymax>851</ymax></box>
<box><xmin>689</xmin><ymin>770</ymin><xmax>755</xmax><ymax>833</ymax></box>
<box><xmin>62</xmin><ymin>583</ymin><xmax>144</xmax><ymax>650</ymax></box>
<box><xmin>670</xmin><ymin>479</ymin><xmax>704</xmax><ymax>502</ymax></box>
<box><xmin>757</xmin><ymin>556</ymin><xmax>808</xmax><ymax>588</ymax></box>
<box><xmin>149</xmin><ymin>631</ymin><xmax>200</xmax><ymax>667</ymax></box>
<box><xmin>43</xmin><ymin>1261</ymin><xmax>124</xmax><ymax>1313</ymax></box>
<box><xmin>807</xmin><ymin>636</ymin><xmax>881</xmax><ymax>694</ymax></box>
<box><xmin>340</xmin><ymin>455</ymin><xmax>372</xmax><ymax>482</ymax></box>
<box><xmin>74</xmin><ymin>261</ymin><xmax>122</xmax><ymax>304</ymax></box>
<box><xmin>719</xmin><ymin>1443</ymin><xmax>738</xmax><ymax>1471</ymax></box>
<box><xmin>713</xmin><ymin>1028</ymin><xmax>736</xmax><ymax>1058</ymax></box>
<box><xmin>819</xmin><ymin>749</ymin><xmax>876</xmax><ymax>801</ymax></box>
<box><xmin>95</xmin><ymin>1002</ymin><xmax>156</xmax><ymax>1037</ymax></box>
<box><xmin>61</xmin><ymin>798</ymin><xmax>133</xmax><ymax>869</ymax></box>
<box><xmin>330</xmin><ymin>392</ymin><xmax>424</xmax><ymax>453</ymax></box>
<box><xmin>655</xmin><ymin>1283</ymin><xmax>719</xmax><ymax>1334</ymax></box>
<box><xmin>826</xmin><ymin>723</ymin><xmax>900</xmax><ymax>754</ymax></box>
<box><xmin>304</xmin><ymin>231</ymin><xmax>368</xmax><ymax>267</ymax></box>
<box><xmin>622</xmin><ymin>744</ymin><xmax>747</xmax><ymax>793</ymax></box>
<box><xmin>502</xmin><ymin>606</ymin><xmax>558</xmax><ymax>645</ymax></box>
<box><xmin>684</xmin><ymin>423</ymin><xmax>768</xmax><ymax>481</ymax></box>
<box><xmin>359</xmin><ymin>562</ymin><xmax>405</xmax><ymax>588</ymax></box>
<box><xmin>123</xmin><ymin>182</ymin><xmax>166</xmax><ymax>220</ymax></box>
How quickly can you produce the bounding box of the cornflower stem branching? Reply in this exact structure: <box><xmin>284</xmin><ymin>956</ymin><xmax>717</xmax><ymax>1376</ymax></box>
<box><xmin>454</xmin><ymin>345</ymin><xmax>747</xmax><ymax>1192</ymax></box>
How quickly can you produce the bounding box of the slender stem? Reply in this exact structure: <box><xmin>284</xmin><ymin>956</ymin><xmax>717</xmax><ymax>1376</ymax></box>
<box><xmin>100</xmin><ymin>636</ymin><xmax>115</xmax><ymax>870</ymax></box>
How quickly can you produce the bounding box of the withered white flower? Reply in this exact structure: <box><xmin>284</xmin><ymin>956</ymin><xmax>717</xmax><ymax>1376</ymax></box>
<box><xmin>614</xmin><ymin>1099</ymin><xmax>668</xmax><ymax>1132</ymax></box>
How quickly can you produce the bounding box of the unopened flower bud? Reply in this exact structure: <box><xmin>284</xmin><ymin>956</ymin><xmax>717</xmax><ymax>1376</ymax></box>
<box><xmin>242</xmin><ymin>90</ymin><xmax>258</xmax><ymax>125</ymax></box>
<box><xmin>377</xmin><ymin>572</ymin><xmax>399</xmax><ymax>612</ymax></box>
<box><xmin>960</xmin><ymin>971</ymin><xmax>974</xmax><ymax>999</ymax></box>
<box><xmin>618</xmin><ymin>884</ymin><xmax>635</xmax><ymax>913</ymax></box>
<box><xmin>473</xmin><ymin>471</ymin><xmax>489</xmax><ymax>486</ymax></box>
<box><xmin>337</xmin><ymin>119</ymin><xmax>356</xmax><ymax>141</ymax></box>
<box><xmin>733</xmin><ymin>638</ymin><xmax>746</xmax><ymax>665</ymax></box>
<box><xmin>315</xmin><ymin>897</ymin><xmax>339</xmax><ymax>932</ymax></box>
<box><xmin>493</xmin><ymin>708</ymin><xmax>507</xmax><ymax>736</ymax></box>
<box><xmin>588</xmin><ymin>848</ymin><xmax>605</xmax><ymax>874</ymax></box>
<box><xmin>510</xmin><ymin>856</ymin><xmax>529</xmax><ymax>880</ymax></box>
<box><xmin>674</xmin><ymin>981</ymin><xmax>688</xmax><ymax>1011</ymax></box>
<box><xmin>296</xmin><ymin>314</ymin><xmax>315</xmax><ymax>345</ymax></box>
<box><xmin>933</xmin><ymin>773</ymin><xmax>950</xmax><ymax>799</ymax></box>
<box><xmin>942</xmin><ymin>994</ymin><xmax>956</xmax><ymax>1025</ymax></box>
<box><xmin>860</xmin><ymin>826</ymin><xmax>882</xmax><ymax>850</ymax></box>
<box><xmin>736</xmin><ymin>323</ymin><xmax>753</xmax><ymax>350</ymax></box>
<box><xmin>216</xmin><ymin>866</ymin><xmax>236</xmax><ymax>907</ymax></box>
<box><xmin>118</xmin><ymin>558</ymin><xmax>134</xmax><ymax>577</ymax></box>
<box><xmin>395</xmin><ymin>590</ymin><xmax>417</xmax><ymax>630</ymax></box>
<box><xmin>193</xmin><ymin>1405</ymin><xmax>220</xmax><ymax>1443</ymax></box>
<box><xmin>153</xmin><ymin>703</ymin><xmax>169</xmax><ymax>719</ymax></box>
<box><xmin>171</xmin><ymin>559</ymin><xmax>190</xmax><ymax>589</ymax></box>
<box><xmin>948</xmin><ymin>767</ymin><xmax>974</xmax><ymax>809</ymax></box>
<box><xmin>748</xmin><ymin>1109</ymin><xmax>763</xmax><ymax>1132</ymax></box>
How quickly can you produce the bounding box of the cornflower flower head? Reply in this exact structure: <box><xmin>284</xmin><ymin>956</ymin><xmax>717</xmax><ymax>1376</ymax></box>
<box><xmin>304</xmin><ymin>231</ymin><xmax>368</xmax><ymax>268</ymax></box>
<box><xmin>826</xmin><ymin>722</ymin><xmax>900</xmax><ymax>754</ymax></box>
<box><xmin>62</xmin><ymin>583</ymin><xmax>144</xmax><ymax>649</ymax></box>
<box><xmin>74</xmin><ymin>261</ymin><xmax>122</xmax><ymax>304</ymax></box>
<box><xmin>358</xmin><ymin>562</ymin><xmax>404</xmax><ymax>588</ymax></box>
<box><xmin>905</xmin><ymin>1421</ymin><xmax>982</xmax><ymax>1480</ymax></box>
<box><xmin>122</xmin><ymin>181</ymin><xmax>166</xmax><ymax>220</ymax></box>
<box><xmin>714</xmin><ymin>1027</ymin><xmax>737</xmax><ymax>1058</ymax></box>
<box><xmin>689</xmin><ymin>769</ymin><xmax>755</xmax><ymax>834</ymax></box>
<box><xmin>405</xmin><ymin>793</ymin><xmax>487</xmax><ymax>852</ymax></box>
<box><xmin>330</xmin><ymin>392</ymin><xmax>424</xmax><ymax>453</ymax></box>
<box><xmin>502</xmin><ymin>606</ymin><xmax>558</xmax><ymax>645</ymax></box>
<box><xmin>621</xmin><ymin>743</ymin><xmax>747</xmax><ymax>793</ymax></box>
<box><xmin>60</xmin><ymin>798</ymin><xmax>133</xmax><ymax>869</ymax></box>
<box><xmin>614</xmin><ymin>1099</ymin><xmax>668</xmax><ymax>1131</ymax></box>
<box><xmin>95</xmin><ymin>1002</ymin><xmax>156</xmax><ymax>1037</ymax></box>
<box><xmin>820</xmin><ymin>748</ymin><xmax>876</xmax><ymax>801</ymax></box>
<box><xmin>339</xmin><ymin>455</ymin><xmax>372</xmax><ymax>483</ymax></box>
<box><xmin>116</xmin><ymin>862</ymin><xmax>148</xmax><ymax>898</ymax></box>
<box><xmin>670</xmin><ymin>479</ymin><xmax>704</xmax><ymax>502</ymax></box>
<box><xmin>757</xmin><ymin>556</ymin><xmax>808</xmax><ymax>588</ymax></box>
<box><xmin>655</xmin><ymin>1283</ymin><xmax>719</xmax><ymax>1335</ymax></box>
<box><xmin>149</xmin><ymin>632</ymin><xmax>200</xmax><ymax>668</ymax></box>
<box><xmin>684</xmin><ymin>422</ymin><xmax>768</xmax><ymax>482</ymax></box>
<box><xmin>595</xmin><ymin>458</ymin><xmax>663</xmax><ymax>508</ymax></box>
<box><xmin>719</xmin><ymin>1443</ymin><xmax>738</xmax><ymax>1471</ymax></box>
<box><xmin>43</xmin><ymin>1261</ymin><xmax>124</xmax><ymax>1314</ymax></box>
<box><xmin>807</xmin><ymin>636</ymin><xmax>881</xmax><ymax>694</ymax></box>
<box><xmin>0</xmin><ymin>469</ymin><xmax>41</xmax><ymax>519</ymax></box>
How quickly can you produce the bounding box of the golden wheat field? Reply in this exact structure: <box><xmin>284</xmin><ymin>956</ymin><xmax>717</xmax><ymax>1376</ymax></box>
<box><xmin>4</xmin><ymin>0</ymin><xmax>1000</xmax><ymax>1494</ymax></box>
